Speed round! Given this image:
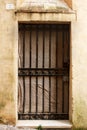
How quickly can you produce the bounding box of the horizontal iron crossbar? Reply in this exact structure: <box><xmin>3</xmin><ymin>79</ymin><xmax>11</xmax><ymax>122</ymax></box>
<box><xmin>18</xmin><ymin>113</ymin><xmax>69</xmax><ymax>120</ymax></box>
<box><xmin>18</xmin><ymin>68</ymin><xmax>69</xmax><ymax>76</ymax></box>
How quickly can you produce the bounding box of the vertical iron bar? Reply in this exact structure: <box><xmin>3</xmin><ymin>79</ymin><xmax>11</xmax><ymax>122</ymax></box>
<box><xmin>56</xmin><ymin>26</ymin><xmax>58</xmax><ymax>113</ymax></box>
<box><xmin>23</xmin><ymin>26</ymin><xmax>25</xmax><ymax>113</ymax></box>
<box><xmin>23</xmin><ymin>28</ymin><xmax>25</xmax><ymax>68</ymax></box>
<box><xmin>49</xmin><ymin>25</ymin><xmax>51</xmax><ymax>112</ymax></box>
<box><xmin>30</xmin><ymin>26</ymin><xmax>32</xmax><ymax>68</ymax></box>
<box><xmin>36</xmin><ymin>26</ymin><xmax>38</xmax><ymax>113</ymax></box>
<box><xmin>62</xmin><ymin>26</ymin><xmax>64</xmax><ymax>113</ymax></box>
<box><xmin>42</xmin><ymin>25</ymin><xmax>45</xmax><ymax>113</ymax></box>
<box><xmin>67</xmin><ymin>25</ymin><xmax>70</xmax><ymax>113</ymax></box>
<box><xmin>29</xmin><ymin>26</ymin><xmax>32</xmax><ymax>113</ymax></box>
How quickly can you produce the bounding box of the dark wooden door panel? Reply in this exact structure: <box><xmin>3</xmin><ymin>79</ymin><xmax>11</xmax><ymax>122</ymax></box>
<box><xmin>18</xmin><ymin>24</ymin><xmax>70</xmax><ymax>120</ymax></box>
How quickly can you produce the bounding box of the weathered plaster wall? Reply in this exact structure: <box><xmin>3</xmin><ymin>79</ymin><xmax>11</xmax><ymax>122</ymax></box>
<box><xmin>72</xmin><ymin>0</ymin><xmax>87</xmax><ymax>128</ymax></box>
<box><xmin>0</xmin><ymin>0</ymin><xmax>17</xmax><ymax>124</ymax></box>
<box><xmin>0</xmin><ymin>0</ymin><xmax>87</xmax><ymax>129</ymax></box>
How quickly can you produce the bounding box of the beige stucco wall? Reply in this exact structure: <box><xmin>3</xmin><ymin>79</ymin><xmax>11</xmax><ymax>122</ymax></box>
<box><xmin>71</xmin><ymin>0</ymin><xmax>87</xmax><ymax>128</ymax></box>
<box><xmin>0</xmin><ymin>0</ymin><xmax>87</xmax><ymax>129</ymax></box>
<box><xmin>0</xmin><ymin>0</ymin><xmax>17</xmax><ymax>124</ymax></box>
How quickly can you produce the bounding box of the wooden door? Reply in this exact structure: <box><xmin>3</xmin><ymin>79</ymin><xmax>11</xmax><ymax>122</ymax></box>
<box><xmin>18</xmin><ymin>24</ymin><xmax>70</xmax><ymax>120</ymax></box>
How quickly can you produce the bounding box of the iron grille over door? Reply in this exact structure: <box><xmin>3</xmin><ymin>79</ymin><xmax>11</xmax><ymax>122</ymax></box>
<box><xmin>18</xmin><ymin>24</ymin><xmax>70</xmax><ymax>120</ymax></box>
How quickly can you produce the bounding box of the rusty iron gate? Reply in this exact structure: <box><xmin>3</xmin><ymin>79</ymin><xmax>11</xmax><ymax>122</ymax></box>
<box><xmin>18</xmin><ymin>24</ymin><xmax>70</xmax><ymax>120</ymax></box>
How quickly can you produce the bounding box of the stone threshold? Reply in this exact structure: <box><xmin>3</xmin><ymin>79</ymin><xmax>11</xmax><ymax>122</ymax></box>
<box><xmin>16</xmin><ymin>120</ymin><xmax>72</xmax><ymax>129</ymax></box>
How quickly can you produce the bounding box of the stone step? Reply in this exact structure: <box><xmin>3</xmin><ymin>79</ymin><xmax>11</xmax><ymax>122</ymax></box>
<box><xmin>0</xmin><ymin>125</ymin><xmax>71</xmax><ymax>130</ymax></box>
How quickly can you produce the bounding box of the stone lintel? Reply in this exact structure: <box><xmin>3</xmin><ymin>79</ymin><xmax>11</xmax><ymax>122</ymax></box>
<box><xmin>15</xmin><ymin>12</ymin><xmax>76</xmax><ymax>22</ymax></box>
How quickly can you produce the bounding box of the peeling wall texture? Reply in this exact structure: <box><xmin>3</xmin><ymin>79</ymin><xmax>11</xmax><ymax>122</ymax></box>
<box><xmin>0</xmin><ymin>0</ymin><xmax>87</xmax><ymax>129</ymax></box>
